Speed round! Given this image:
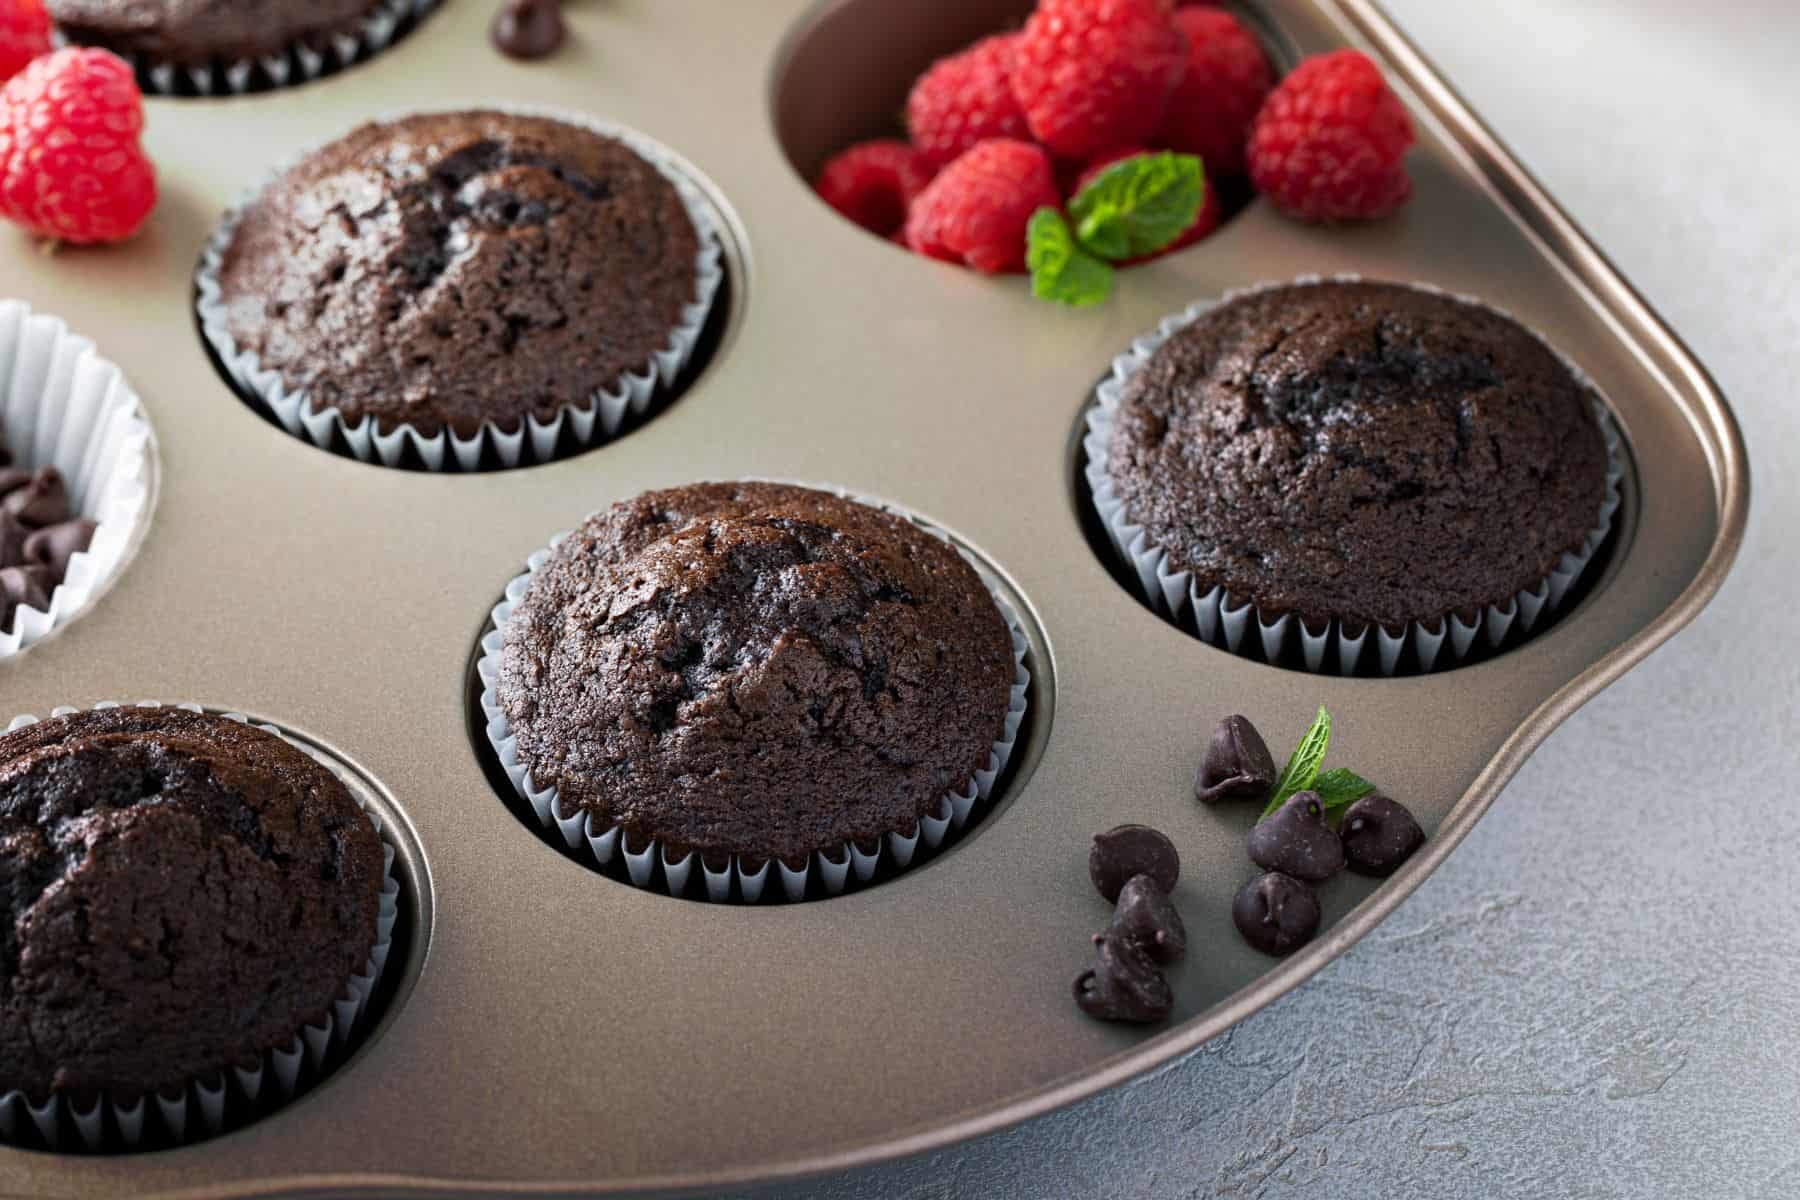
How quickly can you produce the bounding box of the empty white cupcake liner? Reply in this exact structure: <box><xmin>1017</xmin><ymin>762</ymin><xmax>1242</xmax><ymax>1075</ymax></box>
<box><xmin>1083</xmin><ymin>277</ymin><xmax>1626</xmax><ymax>675</ymax></box>
<box><xmin>1</xmin><ymin>301</ymin><xmax>156</xmax><ymax>658</ymax></box>
<box><xmin>196</xmin><ymin>105</ymin><xmax>727</xmax><ymax>471</ymax></box>
<box><xmin>0</xmin><ymin>702</ymin><xmax>400</xmax><ymax>1153</ymax></box>
<box><xmin>118</xmin><ymin>0</ymin><xmax>439</xmax><ymax>97</ymax></box>
<box><xmin>475</xmin><ymin>495</ymin><xmax>1033</xmax><ymax>902</ymax></box>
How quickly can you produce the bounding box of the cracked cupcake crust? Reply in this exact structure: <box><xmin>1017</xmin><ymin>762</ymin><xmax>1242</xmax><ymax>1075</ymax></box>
<box><xmin>0</xmin><ymin>708</ymin><xmax>383</xmax><ymax>1102</ymax></box>
<box><xmin>49</xmin><ymin>0</ymin><xmax>386</xmax><ymax>66</ymax></box>
<box><xmin>498</xmin><ymin>483</ymin><xmax>1015</xmax><ymax>867</ymax></box>
<box><xmin>1105</xmin><ymin>281</ymin><xmax>1610</xmax><ymax>629</ymax></box>
<box><xmin>218</xmin><ymin>110</ymin><xmax>702</xmax><ymax>439</ymax></box>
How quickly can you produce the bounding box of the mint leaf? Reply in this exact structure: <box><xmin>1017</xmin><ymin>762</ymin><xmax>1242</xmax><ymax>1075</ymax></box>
<box><xmin>1312</xmin><ymin>767</ymin><xmax>1375</xmax><ymax>812</ymax></box>
<box><xmin>1068</xmin><ymin>151</ymin><xmax>1204</xmax><ymax>262</ymax></box>
<box><xmin>1261</xmin><ymin>706</ymin><xmax>1332</xmax><ymax>820</ymax></box>
<box><xmin>1026</xmin><ymin>207</ymin><xmax>1113</xmax><ymax>307</ymax></box>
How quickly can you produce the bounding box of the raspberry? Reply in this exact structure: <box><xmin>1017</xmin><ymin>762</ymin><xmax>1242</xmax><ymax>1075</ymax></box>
<box><xmin>1073</xmin><ymin>147</ymin><xmax>1220</xmax><ymax>260</ymax></box>
<box><xmin>1011</xmin><ymin>0</ymin><xmax>1188</xmax><ymax>161</ymax></box>
<box><xmin>1155</xmin><ymin>8</ymin><xmax>1270</xmax><ymax>175</ymax></box>
<box><xmin>1246</xmin><ymin>49</ymin><xmax>1413</xmax><ymax>222</ymax></box>
<box><xmin>906</xmin><ymin>33</ymin><xmax>1030</xmax><ymax>170</ymax></box>
<box><xmin>815</xmin><ymin>139</ymin><xmax>934</xmax><ymax>240</ymax></box>
<box><xmin>0</xmin><ymin>0</ymin><xmax>51</xmax><ymax>83</ymax></box>
<box><xmin>904</xmin><ymin>138</ymin><xmax>1058</xmax><ymax>274</ymax></box>
<box><xmin>0</xmin><ymin>48</ymin><xmax>157</xmax><ymax>244</ymax></box>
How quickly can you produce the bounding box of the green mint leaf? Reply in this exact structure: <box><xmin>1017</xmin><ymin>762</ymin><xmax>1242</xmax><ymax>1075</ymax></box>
<box><xmin>1261</xmin><ymin>706</ymin><xmax>1332</xmax><ymax>820</ymax></box>
<box><xmin>1312</xmin><ymin>767</ymin><xmax>1376</xmax><ymax>812</ymax></box>
<box><xmin>1068</xmin><ymin>151</ymin><xmax>1205</xmax><ymax>262</ymax></box>
<box><xmin>1026</xmin><ymin>207</ymin><xmax>1114</xmax><ymax>307</ymax></box>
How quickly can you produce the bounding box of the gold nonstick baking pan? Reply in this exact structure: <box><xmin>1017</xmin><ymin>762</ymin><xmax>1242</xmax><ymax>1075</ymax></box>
<box><xmin>0</xmin><ymin>0</ymin><xmax>1748</xmax><ymax>1194</ymax></box>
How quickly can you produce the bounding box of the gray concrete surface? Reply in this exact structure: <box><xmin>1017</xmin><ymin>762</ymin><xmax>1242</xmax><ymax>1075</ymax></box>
<box><xmin>769</xmin><ymin>2</ymin><xmax>1800</xmax><ymax>1196</ymax></box>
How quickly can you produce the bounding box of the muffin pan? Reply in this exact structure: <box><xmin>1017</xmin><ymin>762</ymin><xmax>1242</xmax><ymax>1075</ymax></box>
<box><xmin>0</xmin><ymin>0</ymin><xmax>1747</xmax><ymax>1195</ymax></box>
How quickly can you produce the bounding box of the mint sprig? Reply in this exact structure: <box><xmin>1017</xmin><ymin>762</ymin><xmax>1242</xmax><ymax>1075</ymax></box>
<box><xmin>1069</xmin><ymin>151</ymin><xmax>1205</xmax><ymax>261</ymax></box>
<box><xmin>1025</xmin><ymin>151</ymin><xmax>1205</xmax><ymax>307</ymax></box>
<box><xmin>1312</xmin><ymin>767</ymin><xmax>1376</xmax><ymax>812</ymax></box>
<box><xmin>1258</xmin><ymin>708</ymin><xmax>1381</xmax><ymax>820</ymax></box>
<box><xmin>1261</xmin><ymin>706</ymin><xmax>1331</xmax><ymax>820</ymax></box>
<box><xmin>1025</xmin><ymin>209</ymin><xmax>1113</xmax><ymax>307</ymax></box>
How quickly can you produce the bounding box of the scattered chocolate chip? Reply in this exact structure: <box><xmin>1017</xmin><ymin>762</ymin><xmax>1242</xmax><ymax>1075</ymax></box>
<box><xmin>491</xmin><ymin>0</ymin><xmax>565</xmax><ymax>60</ymax></box>
<box><xmin>1088</xmin><ymin>823</ymin><xmax>1180</xmax><ymax>902</ymax></box>
<box><xmin>1194</xmin><ymin>714</ymin><xmax>1277</xmax><ymax>805</ymax></box>
<box><xmin>0</xmin><ymin>563</ymin><xmax>53</xmax><ymax>626</ymax></box>
<box><xmin>1232</xmin><ymin>871</ymin><xmax>1320</xmax><ymax>956</ymax></box>
<box><xmin>1247</xmin><ymin>790</ymin><xmax>1345</xmax><ymax>882</ymax></box>
<box><xmin>1073</xmin><ymin>931</ymin><xmax>1172</xmax><ymax>1023</ymax></box>
<box><xmin>0</xmin><ymin>467</ymin><xmax>68</xmax><ymax>527</ymax></box>
<box><xmin>1111</xmin><ymin>874</ymin><xmax>1186</xmax><ymax>964</ymax></box>
<box><xmin>1339</xmin><ymin>793</ymin><xmax>1425</xmax><ymax>876</ymax></box>
<box><xmin>23</xmin><ymin>518</ymin><xmax>96</xmax><ymax>578</ymax></box>
<box><xmin>0</xmin><ymin>511</ymin><xmax>28</xmax><ymax>568</ymax></box>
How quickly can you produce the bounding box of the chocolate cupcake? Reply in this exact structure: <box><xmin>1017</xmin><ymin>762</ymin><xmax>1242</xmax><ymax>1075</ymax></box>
<box><xmin>1085</xmin><ymin>279</ymin><xmax>1621</xmax><ymax>673</ymax></box>
<box><xmin>199</xmin><ymin>109</ymin><xmax>723</xmax><ymax>469</ymax></box>
<box><xmin>49</xmin><ymin>0</ymin><xmax>436</xmax><ymax>95</ymax></box>
<box><xmin>481</xmin><ymin>482</ymin><xmax>1030</xmax><ymax>901</ymax></box>
<box><xmin>0</xmin><ymin>705</ymin><xmax>393</xmax><ymax>1149</ymax></box>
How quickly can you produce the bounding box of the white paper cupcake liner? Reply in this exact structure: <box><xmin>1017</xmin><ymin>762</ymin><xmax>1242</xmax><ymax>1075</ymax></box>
<box><xmin>1083</xmin><ymin>277</ymin><xmax>1626</xmax><ymax>675</ymax></box>
<box><xmin>112</xmin><ymin>0</ymin><xmax>439</xmax><ymax>97</ymax></box>
<box><xmin>0</xmin><ymin>702</ymin><xmax>400</xmax><ymax>1153</ymax></box>
<box><xmin>1</xmin><ymin>301</ymin><xmax>156</xmax><ymax>658</ymax></box>
<box><xmin>195</xmin><ymin>105</ymin><xmax>727</xmax><ymax>471</ymax></box>
<box><xmin>475</xmin><ymin>494</ymin><xmax>1033</xmax><ymax>902</ymax></box>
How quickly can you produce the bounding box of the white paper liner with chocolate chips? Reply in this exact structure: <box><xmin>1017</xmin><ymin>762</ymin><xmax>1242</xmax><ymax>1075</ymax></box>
<box><xmin>0</xmin><ymin>302</ymin><xmax>155</xmax><ymax>658</ymax></box>
<box><xmin>475</xmin><ymin>488</ymin><xmax>1032</xmax><ymax>903</ymax></box>
<box><xmin>1083</xmin><ymin>277</ymin><xmax>1625</xmax><ymax>675</ymax></box>
<box><xmin>0</xmin><ymin>703</ymin><xmax>399</xmax><ymax>1153</ymax></box>
<box><xmin>195</xmin><ymin>106</ymin><xmax>726</xmax><ymax>472</ymax></box>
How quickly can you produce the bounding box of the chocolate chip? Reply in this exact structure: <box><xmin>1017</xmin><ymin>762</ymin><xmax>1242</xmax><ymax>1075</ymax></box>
<box><xmin>0</xmin><ymin>467</ymin><xmax>68</xmax><ymax>527</ymax></box>
<box><xmin>1339</xmin><ymin>793</ymin><xmax>1425</xmax><ymax>876</ymax></box>
<box><xmin>1072</xmin><ymin>931</ymin><xmax>1172</xmax><ymax>1023</ymax></box>
<box><xmin>0</xmin><ymin>511</ymin><xmax>28</xmax><ymax>569</ymax></box>
<box><xmin>491</xmin><ymin>0</ymin><xmax>565</xmax><ymax>60</ymax></box>
<box><xmin>1247</xmin><ymin>790</ymin><xmax>1345</xmax><ymax>882</ymax></box>
<box><xmin>1111</xmin><ymin>874</ymin><xmax>1185</xmax><ymax>964</ymax></box>
<box><xmin>0</xmin><ymin>563</ymin><xmax>53</xmax><ymax>626</ymax></box>
<box><xmin>1088</xmin><ymin>823</ymin><xmax>1179</xmax><ymax>902</ymax></box>
<box><xmin>1194</xmin><ymin>714</ymin><xmax>1276</xmax><ymax>805</ymax></box>
<box><xmin>1232</xmin><ymin>872</ymin><xmax>1320</xmax><ymax>956</ymax></box>
<box><xmin>23</xmin><ymin>518</ymin><xmax>95</xmax><ymax>578</ymax></box>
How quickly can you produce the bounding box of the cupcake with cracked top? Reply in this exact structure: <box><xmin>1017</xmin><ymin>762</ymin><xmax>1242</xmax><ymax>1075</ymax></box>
<box><xmin>496</xmin><ymin>482</ymin><xmax>1017</xmax><ymax>871</ymax></box>
<box><xmin>1101</xmin><ymin>280</ymin><xmax>1612</xmax><ymax>642</ymax></box>
<box><xmin>0</xmin><ymin>707</ymin><xmax>384</xmax><ymax>1109</ymax></box>
<box><xmin>210</xmin><ymin>110</ymin><xmax>713</xmax><ymax>458</ymax></box>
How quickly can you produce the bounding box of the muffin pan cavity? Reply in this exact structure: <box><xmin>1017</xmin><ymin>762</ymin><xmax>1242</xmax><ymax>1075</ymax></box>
<box><xmin>769</xmin><ymin>0</ymin><xmax>1284</xmax><ymax>246</ymax></box>
<box><xmin>466</xmin><ymin>496</ymin><xmax>1054</xmax><ymax>903</ymax></box>
<box><xmin>0</xmin><ymin>704</ymin><xmax>430</xmax><ymax>1157</ymax></box>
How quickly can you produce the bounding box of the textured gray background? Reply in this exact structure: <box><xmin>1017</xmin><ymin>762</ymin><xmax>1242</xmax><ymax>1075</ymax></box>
<box><xmin>766</xmin><ymin>1</ymin><xmax>1800</xmax><ymax>1196</ymax></box>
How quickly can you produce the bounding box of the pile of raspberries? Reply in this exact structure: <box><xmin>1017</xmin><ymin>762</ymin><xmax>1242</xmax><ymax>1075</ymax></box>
<box><xmin>814</xmin><ymin>0</ymin><xmax>1415</xmax><ymax>274</ymax></box>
